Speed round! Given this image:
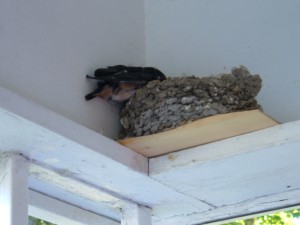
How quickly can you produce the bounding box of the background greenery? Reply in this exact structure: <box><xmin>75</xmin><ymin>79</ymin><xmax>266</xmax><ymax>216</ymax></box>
<box><xmin>222</xmin><ymin>208</ymin><xmax>300</xmax><ymax>225</ymax></box>
<box><xmin>28</xmin><ymin>216</ymin><xmax>56</xmax><ymax>225</ymax></box>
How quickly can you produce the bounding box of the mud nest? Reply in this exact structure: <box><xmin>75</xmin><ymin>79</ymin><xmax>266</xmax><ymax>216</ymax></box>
<box><xmin>119</xmin><ymin>66</ymin><xmax>262</xmax><ymax>138</ymax></box>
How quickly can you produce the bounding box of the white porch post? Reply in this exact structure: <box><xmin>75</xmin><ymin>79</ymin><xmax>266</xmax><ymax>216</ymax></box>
<box><xmin>0</xmin><ymin>153</ymin><xmax>29</xmax><ymax>225</ymax></box>
<box><xmin>121</xmin><ymin>203</ymin><xmax>152</xmax><ymax>225</ymax></box>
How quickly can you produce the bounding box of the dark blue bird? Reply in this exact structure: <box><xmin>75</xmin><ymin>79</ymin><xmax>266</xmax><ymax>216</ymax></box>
<box><xmin>85</xmin><ymin>65</ymin><xmax>166</xmax><ymax>102</ymax></box>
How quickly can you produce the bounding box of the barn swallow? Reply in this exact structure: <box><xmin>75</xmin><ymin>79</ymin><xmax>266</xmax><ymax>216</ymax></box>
<box><xmin>85</xmin><ymin>65</ymin><xmax>166</xmax><ymax>102</ymax></box>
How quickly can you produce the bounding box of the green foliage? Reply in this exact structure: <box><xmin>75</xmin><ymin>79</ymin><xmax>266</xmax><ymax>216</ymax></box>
<box><xmin>28</xmin><ymin>216</ymin><xmax>56</xmax><ymax>225</ymax></box>
<box><xmin>222</xmin><ymin>208</ymin><xmax>300</xmax><ymax>225</ymax></box>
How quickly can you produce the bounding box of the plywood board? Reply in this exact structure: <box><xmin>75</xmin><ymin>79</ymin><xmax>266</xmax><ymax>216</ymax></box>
<box><xmin>118</xmin><ymin>110</ymin><xmax>278</xmax><ymax>157</ymax></box>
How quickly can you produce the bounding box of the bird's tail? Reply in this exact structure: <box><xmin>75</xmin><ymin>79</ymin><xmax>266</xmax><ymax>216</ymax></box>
<box><xmin>85</xmin><ymin>92</ymin><xmax>96</xmax><ymax>101</ymax></box>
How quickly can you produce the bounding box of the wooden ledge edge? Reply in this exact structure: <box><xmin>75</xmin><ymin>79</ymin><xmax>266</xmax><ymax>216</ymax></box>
<box><xmin>118</xmin><ymin>110</ymin><xmax>279</xmax><ymax>157</ymax></box>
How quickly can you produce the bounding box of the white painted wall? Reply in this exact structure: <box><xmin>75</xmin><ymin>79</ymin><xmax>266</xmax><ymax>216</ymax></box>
<box><xmin>0</xmin><ymin>0</ymin><xmax>145</xmax><ymax>138</ymax></box>
<box><xmin>2</xmin><ymin>0</ymin><xmax>299</xmax><ymax>137</ymax></box>
<box><xmin>145</xmin><ymin>0</ymin><xmax>300</xmax><ymax>123</ymax></box>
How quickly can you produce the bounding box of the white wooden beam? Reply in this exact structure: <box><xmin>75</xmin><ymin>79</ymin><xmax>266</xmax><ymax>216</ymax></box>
<box><xmin>150</xmin><ymin>120</ymin><xmax>300</xmax><ymax>175</ymax></box>
<box><xmin>0</xmin><ymin>153</ymin><xmax>29</xmax><ymax>225</ymax></box>
<box><xmin>0</xmin><ymin>87</ymin><xmax>148</xmax><ymax>173</ymax></box>
<box><xmin>28</xmin><ymin>190</ymin><xmax>119</xmax><ymax>225</ymax></box>
<box><xmin>150</xmin><ymin>120</ymin><xmax>300</xmax><ymax>224</ymax></box>
<box><xmin>152</xmin><ymin>188</ymin><xmax>300</xmax><ymax>225</ymax></box>
<box><xmin>3</xmin><ymin>86</ymin><xmax>300</xmax><ymax>225</ymax></box>
<box><xmin>0</xmin><ymin>87</ymin><xmax>212</xmax><ymax>215</ymax></box>
<box><xmin>121</xmin><ymin>202</ymin><xmax>152</xmax><ymax>225</ymax></box>
<box><xmin>29</xmin><ymin>163</ymin><xmax>124</xmax><ymax>208</ymax></box>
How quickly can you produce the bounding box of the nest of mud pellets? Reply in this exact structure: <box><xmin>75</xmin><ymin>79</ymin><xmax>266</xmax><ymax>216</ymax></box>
<box><xmin>119</xmin><ymin>66</ymin><xmax>262</xmax><ymax>138</ymax></box>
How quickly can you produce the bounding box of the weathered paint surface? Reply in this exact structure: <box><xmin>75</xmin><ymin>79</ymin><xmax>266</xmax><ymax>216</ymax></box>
<box><xmin>29</xmin><ymin>190</ymin><xmax>119</xmax><ymax>225</ymax></box>
<box><xmin>0</xmin><ymin>154</ymin><xmax>29</xmax><ymax>225</ymax></box>
<box><xmin>1</xmin><ymin>89</ymin><xmax>300</xmax><ymax>224</ymax></box>
<box><xmin>0</xmin><ymin>87</ymin><xmax>212</xmax><ymax>223</ymax></box>
<box><xmin>121</xmin><ymin>203</ymin><xmax>152</xmax><ymax>225</ymax></box>
<box><xmin>150</xmin><ymin>121</ymin><xmax>300</xmax><ymax>224</ymax></box>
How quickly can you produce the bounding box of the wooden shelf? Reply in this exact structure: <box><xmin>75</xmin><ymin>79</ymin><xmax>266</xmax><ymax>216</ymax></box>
<box><xmin>118</xmin><ymin>109</ymin><xmax>278</xmax><ymax>157</ymax></box>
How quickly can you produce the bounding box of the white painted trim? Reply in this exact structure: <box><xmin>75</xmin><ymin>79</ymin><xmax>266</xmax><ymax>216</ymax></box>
<box><xmin>150</xmin><ymin>120</ymin><xmax>300</xmax><ymax>175</ymax></box>
<box><xmin>121</xmin><ymin>202</ymin><xmax>152</xmax><ymax>225</ymax></box>
<box><xmin>149</xmin><ymin>121</ymin><xmax>300</xmax><ymax>224</ymax></box>
<box><xmin>29</xmin><ymin>163</ymin><xmax>125</xmax><ymax>209</ymax></box>
<box><xmin>0</xmin><ymin>153</ymin><xmax>29</xmax><ymax>225</ymax></box>
<box><xmin>28</xmin><ymin>190</ymin><xmax>119</xmax><ymax>225</ymax></box>
<box><xmin>2</xmin><ymin>86</ymin><xmax>300</xmax><ymax>225</ymax></box>
<box><xmin>152</xmin><ymin>188</ymin><xmax>300</xmax><ymax>225</ymax></box>
<box><xmin>28</xmin><ymin>162</ymin><xmax>210</xmax><ymax>212</ymax></box>
<box><xmin>0</xmin><ymin>86</ymin><xmax>148</xmax><ymax>174</ymax></box>
<box><xmin>0</xmin><ymin>86</ymin><xmax>212</xmax><ymax>211</ymax></box>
